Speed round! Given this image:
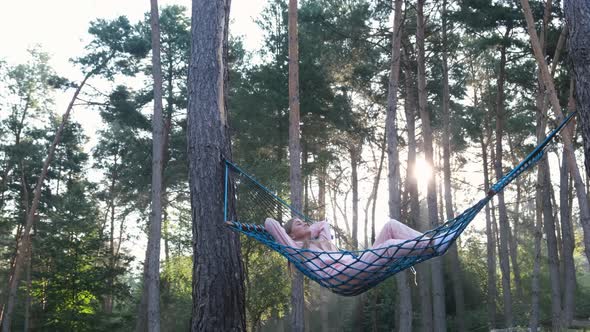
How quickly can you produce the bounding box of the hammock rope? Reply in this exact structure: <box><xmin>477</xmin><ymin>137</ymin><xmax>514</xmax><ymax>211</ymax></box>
<box><xmin>224</xmin><ymin>111</ymin><xmax>576</xmax><ymax>296</ymax></box>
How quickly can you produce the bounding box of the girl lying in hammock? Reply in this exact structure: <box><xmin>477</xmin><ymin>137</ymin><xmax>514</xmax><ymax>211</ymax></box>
<box><xmin>264</xmin><ymin>217</ymin><xmax>454</xmax><ymax>286</ymax></box>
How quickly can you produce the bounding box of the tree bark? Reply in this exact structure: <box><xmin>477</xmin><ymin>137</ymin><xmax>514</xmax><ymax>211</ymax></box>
<box><xmin>403</xmin><ymin>44</ymin><xmax>432</xmax><ymax>332</ymax></box>
<box><xmin>483</xmin><ymin>145</ymin><xmax>496</xmax><ymax>328</ymax></box>
<box><xmin>478</xmin><ymin>82</ymin><xmax>497</xmax><ymax>329</ymax></box>
<box><xmin>371</xmin><ymin>138</ymin><xmax>386</xmax><ymax>245</ymax></box>
<box><xmin>288</xmin><ymin>0</ymin><xmax>304</xmax><ymax>330</ymax></box>
<box><xmin>23</xmin><ymin>241</ymin><xmax>32</xmax><ymax>332</ymax></box>
<box><xmin>507</xmin><ymin>139</ymin><xmax>524</xmax><ymax>300</ymax></box>
<box><xmin>387</xmin><ymin>1</ymin><xmax>411</xmax><ymax>330</ymax></box>
<box><xmin>106</xmin><ymin>154</ymin><xmax>117</xmax><ymax>314</ymax></box>
<box><xmin>318</xmin><ymin>165</ymin><xmax>327</xmax><ymax>221</ymax></box>
<box><xmin>564</xmin><ymin>0</ymin><xmax>590</xmax><ymax>181</ymax></box>
<box><xmin>560</xmin><ymin>88</ymin><xmax>576</xmax><ymax>327</ymax></box>
<box><xmin>441</xmin><ymin>1</ymin><xmax>466</xmax><ymax>329</ymax></box>
<box><xmin>187</xmin><ymin>0</ymin><xmax>246</xmax><ymax>330</ymax></box>
<box><xmin>318</xmin><ymin>164</ymin><xmax>329</xmax><ymax>332</ymax></box>
<box><xmin>351</xmin><ymin>145</ymin><xmax>360</xmax><ymax>249</ymax></box>
<box><xmin>542</xmin><ymin>157</ymin><xmax>563</xmax><ymax>330</ymax></box>
<box><xmin>139</xmin><ymin>1</ymin><xmax>166</xmax><ymax>330</ymax></box>
<box><xmin>530</xmin><ymin>90</ymin><xmax>547</xmax><ymax>331</ymax></box>
<box><xmin>416</xmin><ymin>1</ymin><xmax>446</xmax><ymax>330</ymax></box>
<box><xmin>493</xmin><ymin>27</ymin><xmax>513</xmax><ymax>329</ymax></box>
<box><xmin>369</xmin><ymin>138</ymin><xmax>386</xmax><ymax>332</ymax></box>
<box><xmin>0</xmin><ymin>72</ymin><xmax>92</xmax><ymax>332</ymax></box>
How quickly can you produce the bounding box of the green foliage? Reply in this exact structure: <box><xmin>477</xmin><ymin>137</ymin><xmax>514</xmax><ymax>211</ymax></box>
<box><xmin>160</xmin><ymin>256</ymin><xmax>192</xmax><ymax>331</ymax></box>
<box><xmin>243</xmin><ymin>239</ymin><xmax>290</xmax><ymax>330</ymax></box>
<box><xmin>76</xmin><ymin>16</ymin><xmax>150</xmax><ymax>77</ymax></box>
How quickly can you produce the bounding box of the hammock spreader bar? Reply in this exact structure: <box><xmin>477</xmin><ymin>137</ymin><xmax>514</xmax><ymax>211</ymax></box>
<box><xmin>223</xmin><ymin>111</ymin><xmax>576</xmax><ymax>296</ymax></box>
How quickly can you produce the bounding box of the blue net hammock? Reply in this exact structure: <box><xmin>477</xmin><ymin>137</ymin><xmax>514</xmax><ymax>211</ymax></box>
<box><xmin>224</xmin><ymin>112</ymin><xmax>576</xmax><ymax>296</ymax></box>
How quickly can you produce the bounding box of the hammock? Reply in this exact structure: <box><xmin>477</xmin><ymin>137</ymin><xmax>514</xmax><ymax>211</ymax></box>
<box><xmin>224</xmin><ymin>112</ymin><xmax>576</xmax><ymax>296</ymax></box>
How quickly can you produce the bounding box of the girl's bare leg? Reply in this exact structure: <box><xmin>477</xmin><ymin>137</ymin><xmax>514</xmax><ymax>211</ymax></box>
<box><xmin>373</xmin><ymin>219</ymin><xmax>425</xmax><ymax>246</ymax></box>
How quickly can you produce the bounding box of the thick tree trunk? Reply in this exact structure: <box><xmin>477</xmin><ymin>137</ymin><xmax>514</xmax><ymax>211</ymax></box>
<box><xmin>441</xmin><ymin>1</ymin><xmax>466</xmax><ymax>330</ymax></box>
<box><xmin>387</xmin><ymin>1</ymin><xmax>411</xmax><ymax>330</ymax></box>
<box><xmin>493</xmin><ymin>30</ymin><xmax>513</xmax><ymax>328</ymax></box>
<box><xmin>187</xmin><ymin>0</ymin><xmax>246</xmax><ymax>330</ymax></box>
<box><xmin>288</xmin><ymin>0</ymin><xmax>304</xmax><ymax>330</ymax></box>
<box><xmin>0</xmin><ymin>72</ymin><xmax>92</xmax><ymax>332</ymax></box>
<box><xmin>416</xmin><ymin>1</ymin><xmax>446</xmax><ymax>330</ymax></box>
<box><xmin>564</xmin><ymin>0</ymin><xmax>590</xmax><ymax>268</ymax></box>
<box><xmin>522</xmin><ymin>0</ymin><xmax>590</xmax><ymax>264</ymax></box>
<box><xmin>564</xmin><ymin>0</ymin><xmax>590</xmax><ymax>181</ymax></box>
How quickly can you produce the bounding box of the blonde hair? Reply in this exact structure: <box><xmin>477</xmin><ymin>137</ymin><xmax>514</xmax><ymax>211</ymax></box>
<box><xmin>285</xmin><ymin>218</ymin><xmax>311</xmax><ymax>248</ymax></box>
<box><xmin>285</xmin><ymin>218</ymin><xmax>334</xmax><ymax>251</ymax></box>
<box><xmin>284</xmin><ymin>218</ymin><xmax>309</xmax><ymax>275</ymax></box>
<box><xmin>284</xmin><ymin>218</ymin><xmax>296</xmax><ymax>235</ymax></box>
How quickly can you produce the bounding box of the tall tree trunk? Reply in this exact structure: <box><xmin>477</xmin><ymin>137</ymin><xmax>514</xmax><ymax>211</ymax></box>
<box><xmin>23</xmin><ymin>241</ymin><xmax>32</xmax><ymax>332</ymax></box>
<box><xmin>288</xmin><ymin>0</ymin><xmax>304</xmax><ymax>330</ymax></box>
<box><xmin>416</xmin><ymin>1</ymin><xmax>446</xmax><ymax>330</ymax></box>
<box><xmin>369</xmin><ymin>137</ymin><xmax>386</xmax><ymax>332</ymax></box>
<box><xmin>351</xmin><ymin>142</ymin><xmax>364</xmax><ymax>332</ymax></box>
<box><xmin>0</xmin><ymin>72</ymin><xmax>92</xmax><ymax>332</ymax></box>
<box><xmin>388</xmin><ymin>1</ymin><xmax>411</xmax><ymax>330</ymax></box>
<box><xmin>530</xmin><ymin>90</ymin><xmax>547</xmax><ymax>331</ymax></box>
<box><xmin>318</xmin><ymin>164</ymin><xmax>329</xmax><ymax>332</ymax></box>
<box><xmin>535</xmin><ymin>6</ymin><xmax>565</xmax><ymax>315</ymax></box>
<box><xmin>507</xmin><ymin>139</ymin><xmax>524</xmax><ymax>300</ymax></box>
<box><xmin>479</xmin><ymin>88</ymin><xmax>497</xmax><ymax>328</ymax></box>
<box><xmin>441</xmin><ymin>1</ymin><xmax>466</xmax><ymax>329</ymax></box>
<box><xmin>138</xmin><ymin>2</ymin><xmax>166</xmax><ymax>330</ymax></box>
<box><xmin>351</xmin><ymin>144</ymin><xmax>360</xmax><ymax>249</ymax></box>
<box><xmin>560</xmin><ymin>85</ymin><xmax>576</xmax><ymax>327</ymax></box>
<box><xmin>187</xmin><ymin>0</ymin><xmax>246</xmax><ymax>330</ymax></box>
<box><xmin>564</xmin><ymin>0</ymin><xmax>590</xmax><ymax>181</ymax></box>
<box><xmin>522</xmin><ymin>0</ymin><xmax>590</xmax><ymax>264</ymax></box>
<box><xmin>493</xmin><ymin>28</ymin><xmax>513</xmax><ymax>329</ymax></box>
<box><xmin>303</xmin><ymin>148</ymin><xmax>309</xmax><ymax>217</ymax></box>
<box><xmin>318</xmin><ymin>165</ymin><xmax>326</xmax><ymax>221</ymax></box>
<box><xmin>529</xmin><ymin>181</ymin><xmax>543</xmax><ymax>331</ymax></box>
<box><xmin>371</xmin><ymin>138</ymin><xmax>386</xmax><ymax>245</ymax></box>
<box><xmin>542</xmin><ymin>157</ymin><xmax>563</xmax><ymax>330</ymax></box>
<box><xmin>403</xmin><ymin>46</ymin><xmax>431</xmax><ymax>332</ymax></box>
<box><xmin>105</xmin><ymin>154</ymin><xmax>118</xmax><ymax>314</ymax></box>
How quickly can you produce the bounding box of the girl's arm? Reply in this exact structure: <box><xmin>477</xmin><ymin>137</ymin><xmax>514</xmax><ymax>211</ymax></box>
<box><xmin>310</xmin><ymin>221</ymin><xmax>332</xmax><ymax>241</ymax></box>
<box><xmin>264</xmin><ymin>218</ymin><xmax>300</xmax><ymax>248</ymax></box>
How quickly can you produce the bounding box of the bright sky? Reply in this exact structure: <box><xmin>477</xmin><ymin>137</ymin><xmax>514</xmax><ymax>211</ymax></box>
<box><xmin>0</xmin><ymin>0</ymin><xmax>267</xmax><ymax>136</ymax></box>
<box><xmin>0</xmin><ymin>0</ymin><xmax>265</xmax><ymax>73</ymax></box>
<box><xmin>0</xmin><ymin>0</ymin><xmax>267</xmax><ymax>265</ymax></box>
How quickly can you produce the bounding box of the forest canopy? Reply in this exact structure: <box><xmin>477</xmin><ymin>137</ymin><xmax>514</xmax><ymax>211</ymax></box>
<box><xmin>1</xmin><ymin>0</ymin><xmax>590</xmax><ymax>331</ymax></box>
